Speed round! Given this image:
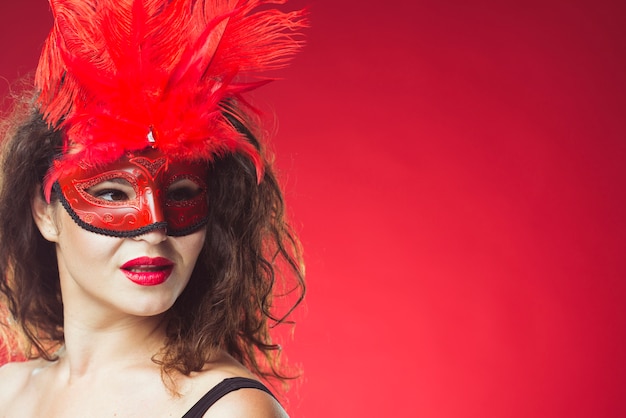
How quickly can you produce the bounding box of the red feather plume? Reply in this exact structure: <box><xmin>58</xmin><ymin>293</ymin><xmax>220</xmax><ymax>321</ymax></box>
<box><xmin>35</xmin><ymin>0</ymin><xmax>306</xmax><ymax>200</ymax></box>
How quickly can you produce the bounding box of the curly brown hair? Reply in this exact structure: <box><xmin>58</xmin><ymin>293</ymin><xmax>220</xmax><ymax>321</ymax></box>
<box><xmin>0</xmin><ymin>92</ymin><xmax>305</xmax><ymax>389</ymax></box>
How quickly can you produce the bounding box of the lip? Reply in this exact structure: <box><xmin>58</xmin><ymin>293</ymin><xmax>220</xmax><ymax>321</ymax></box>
<box><xmin>121</xmin><ymin>256</ymin><xmax>174</xmax><ymax>286</ymax></box>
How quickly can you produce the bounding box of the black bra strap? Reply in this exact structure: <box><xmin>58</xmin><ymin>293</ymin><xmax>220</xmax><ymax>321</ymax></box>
<box><xmin>181</xmin><ymin>377</ymin><xmax>275</xmax><ymax>418</ymax></box>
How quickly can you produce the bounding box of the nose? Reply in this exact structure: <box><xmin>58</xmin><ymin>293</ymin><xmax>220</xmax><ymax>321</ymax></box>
<box><xmin>132</xmin><ymin>225</ymin><xmax>168</xmax><ymax>244</ymax></box>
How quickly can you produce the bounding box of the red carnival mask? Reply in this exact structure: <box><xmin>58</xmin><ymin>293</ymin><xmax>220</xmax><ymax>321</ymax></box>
<box><xmin>54</xmin><ymin>149</ymin><xmax>209</xmax><ymax>237</ymax></box>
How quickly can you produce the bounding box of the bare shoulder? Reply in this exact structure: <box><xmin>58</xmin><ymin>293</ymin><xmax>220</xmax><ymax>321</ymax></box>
<box><xmin>203</xmin><ymin>385</ymin><xmax>289</xmax><ymax>418</ymax></box>
<box><xmin>0</xmin><ymin>360</ymin><xmax>41</xmax><ymax>406</ymax></box>
<box><xmin>0</xmin><ymin>361</ymin><xmax>36</xmax><ymax>389</ymax></box>
<box><xmin>185</xmin><ymin>352</ymin><xmax>289</xmax><ymax>418</ymax></box>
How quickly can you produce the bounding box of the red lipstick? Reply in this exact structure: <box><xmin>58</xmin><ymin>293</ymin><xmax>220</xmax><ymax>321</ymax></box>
<box><xmin>121</xmin><ymin>256</ymin><xmax>174</xmax><ymax>286</ymax></box>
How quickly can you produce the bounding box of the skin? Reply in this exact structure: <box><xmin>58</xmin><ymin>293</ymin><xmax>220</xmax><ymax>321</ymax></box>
<box><xmin>0</xmin><ymin>191</ymin><xmax>288</xmax><ymax>418</ymax></box>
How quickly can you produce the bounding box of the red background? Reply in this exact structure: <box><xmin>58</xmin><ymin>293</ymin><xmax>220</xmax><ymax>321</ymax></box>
<box><xmin>2</xmin><ymin>1</ymin><xmax>626</xmax><ymax>417</ymax></box>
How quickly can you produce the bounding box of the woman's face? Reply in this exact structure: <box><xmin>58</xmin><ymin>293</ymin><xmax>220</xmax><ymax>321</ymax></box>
<box><xmin>33</xmin><ymin>151</ymin><xmax>208</xmax><ymax>320</ymax></box>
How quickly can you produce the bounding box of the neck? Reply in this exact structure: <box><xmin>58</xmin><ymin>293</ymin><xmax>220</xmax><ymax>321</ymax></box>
<box><xmin>58</xmin><ymin>311</ymin><xmax>166</xmax><ymax>380</ymax></box>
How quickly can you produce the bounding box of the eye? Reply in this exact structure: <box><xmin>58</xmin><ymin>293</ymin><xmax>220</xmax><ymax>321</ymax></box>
<box><xmin>94</xmin><ymin>189</ymin><xmax>130</xmax><ymax>201</ymax></box>
<box><xmin>167</xmin><ymin>178</ymin><xmax>203</xmax><ymax>202</ymax></box>
<box><xmin>86</xmin><ymin>179</ymin><xmax>136</xmax><ymax>202</ymax></box>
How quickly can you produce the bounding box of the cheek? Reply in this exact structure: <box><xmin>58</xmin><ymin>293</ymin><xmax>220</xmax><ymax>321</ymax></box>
<box><xmin>56</xmin><ymin>208</ymin><xmax>121</xmax><ymax>264</ymax></box>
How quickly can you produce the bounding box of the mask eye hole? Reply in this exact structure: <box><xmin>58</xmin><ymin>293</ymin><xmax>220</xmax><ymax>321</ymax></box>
<box><xmin>167</xmin><ymin>178</ymin><xmax>204</xmax><ymax>203</ymax></box>
<box><xmin>86</xmin><ymin>178</ymin><xmax>136</xmax><ymax>202</ymax></box>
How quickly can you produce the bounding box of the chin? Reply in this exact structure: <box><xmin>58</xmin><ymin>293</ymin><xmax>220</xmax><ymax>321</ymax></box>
<box><xmin>122</xmin><ymin>293</ymin><xmax>181</xmax><ymax>317</ymax></box>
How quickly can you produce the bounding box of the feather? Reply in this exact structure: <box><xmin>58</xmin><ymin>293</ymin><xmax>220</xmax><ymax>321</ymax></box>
<box><xmin>36</xmin><ymin>0</ymin><xmax>306</xmax><ymax>199</ymax></box>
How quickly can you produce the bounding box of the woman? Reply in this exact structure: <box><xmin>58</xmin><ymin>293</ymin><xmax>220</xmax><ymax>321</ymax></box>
<box><xmin>0</xmin><ymin>0</ymin><xmax>305</xmax><ymax>416</ymax></box>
